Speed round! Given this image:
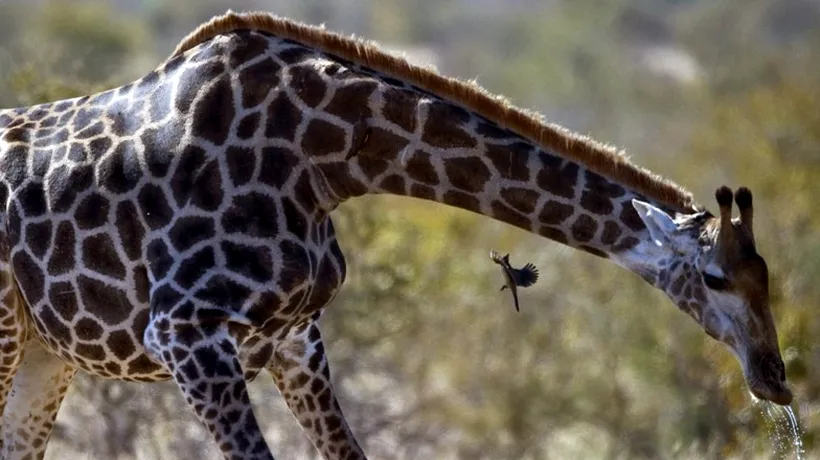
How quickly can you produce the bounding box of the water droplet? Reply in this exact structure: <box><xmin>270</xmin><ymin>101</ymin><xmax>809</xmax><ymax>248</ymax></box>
<box><xmin>758</xmin><ymin>400</ymin><xmax>804</xmax><ymax>460</ymax></box>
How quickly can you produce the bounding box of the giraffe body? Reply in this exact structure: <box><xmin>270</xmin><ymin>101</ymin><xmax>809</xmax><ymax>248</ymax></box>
<box><xmin>0</xmin><ymin>11</ymin><xmax>791</xmax><ymax>460</ymax></box>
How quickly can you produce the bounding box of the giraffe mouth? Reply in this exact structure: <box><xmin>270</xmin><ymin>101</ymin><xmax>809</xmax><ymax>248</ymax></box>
<box><xmin>749</xmin><ymin>379</ymin><xmax>792</xmax><ymax>406</ymax></box>
<box><xmin>745</xmin><ymin>352</ymin><xmax>792</xmax><ymax>405</ymax></box>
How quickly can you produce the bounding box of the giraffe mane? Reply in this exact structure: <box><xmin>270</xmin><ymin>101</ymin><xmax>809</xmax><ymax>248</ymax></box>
<box><xmin>170</xmin><ymin>11</ymin><xmax>698</xmax><ymax>212</ymax></box>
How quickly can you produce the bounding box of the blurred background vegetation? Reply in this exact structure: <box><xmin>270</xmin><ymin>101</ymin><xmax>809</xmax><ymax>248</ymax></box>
<box><xmin>1</xmin><ymin>0</ymin><xmax>818</xmax><ymax>458</ymax></box>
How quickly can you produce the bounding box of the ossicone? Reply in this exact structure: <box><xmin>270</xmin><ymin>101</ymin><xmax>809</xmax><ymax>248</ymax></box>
<box><xmin>714</xmin><ymin>185</ymin><xmax>756</xmax><ymax>251</ymax></box>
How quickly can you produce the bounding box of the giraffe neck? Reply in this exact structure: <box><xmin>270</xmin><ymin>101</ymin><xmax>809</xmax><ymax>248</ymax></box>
<box><xmin>307</xmin><ymin>80</ymin><xmax>682</xmax><ymax>259</ymax></box>
<box><xmin>0</xmin><ymin>31</ymin><xmax>690</xmax><ymax>266</ymax></box>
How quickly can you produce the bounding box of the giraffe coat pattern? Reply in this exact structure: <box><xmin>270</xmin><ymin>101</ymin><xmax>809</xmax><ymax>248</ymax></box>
<box><xmin>0</xmin><ymin>11</ymin><xmax>791</xmax><ymax>460</ymax></box>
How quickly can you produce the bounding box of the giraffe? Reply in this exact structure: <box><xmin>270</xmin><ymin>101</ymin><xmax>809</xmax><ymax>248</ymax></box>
<box><xmin>0</xmin><ymin>10</ymin><xmax>791</xmax><ymax>460</ymax></box>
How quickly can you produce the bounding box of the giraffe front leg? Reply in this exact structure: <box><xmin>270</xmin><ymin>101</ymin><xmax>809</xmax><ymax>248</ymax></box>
<box><xmin>268</xmin><ymin>319</ymin><xmax>366</xmax><ymax>460</ymax></box>
<box><xmin>2</xmin><ymin>338</ymin><xmax>76</xmax><ymax>460</ymax></box>
<box><xmin>143</xmin><ymin>300</ymin><xmax>274</xmax><ymax>460</ymax></box>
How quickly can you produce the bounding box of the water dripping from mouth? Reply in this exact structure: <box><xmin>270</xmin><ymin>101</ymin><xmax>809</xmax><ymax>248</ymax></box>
<box><xmin>783</xmin><ymin>405</ymin><xmax>805</xmax><ymax>460</ymax></box>
<box><xmin>758</xmin><ymin>400</ymin><xmax>804</xmax><ymax>460</ymax></box>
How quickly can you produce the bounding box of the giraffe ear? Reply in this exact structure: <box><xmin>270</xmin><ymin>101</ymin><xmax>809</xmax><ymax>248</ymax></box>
<box><xmin>632</xmin><ymin>199</ymin><xmax>677</xmax><ymax>248</ymax></box>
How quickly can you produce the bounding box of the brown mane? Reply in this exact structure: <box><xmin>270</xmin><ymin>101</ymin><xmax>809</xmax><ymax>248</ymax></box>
<box><xmin>171</xmin><ymin>11</ymin><xmax>697</xmax><ymax>211</ymax></box>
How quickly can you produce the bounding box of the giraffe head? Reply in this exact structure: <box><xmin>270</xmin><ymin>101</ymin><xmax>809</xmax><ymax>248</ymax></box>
<box><xmin>627</xmin><ymin>186</ymin><xmax>790</xmax><ymax>405</ymax></box>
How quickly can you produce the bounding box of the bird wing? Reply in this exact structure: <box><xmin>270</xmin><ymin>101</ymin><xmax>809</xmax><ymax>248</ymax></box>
<box><xmin>513</xmin><ymin>263</ymin><xmax>539</xmax><ymax>287</ymax></box>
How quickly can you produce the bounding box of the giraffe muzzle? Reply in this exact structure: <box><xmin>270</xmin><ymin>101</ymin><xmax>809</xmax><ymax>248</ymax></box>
<box><xmin>746</xmin><ymin>352</ymin><xmax>792</xmax><ymax>405</ymax></box>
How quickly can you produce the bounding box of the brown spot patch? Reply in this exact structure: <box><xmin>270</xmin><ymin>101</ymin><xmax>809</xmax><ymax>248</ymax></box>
<box><xmin>265</xmin><ymin>92</ymin><xmax>302</xmax><ymax>142</ymax></box>
<box><xmin>222</xmin><ymin>241</ymin><xmax>273</xmax><ymax>282</ymax></box>
<box><xmin>324</xmin><ymin>81</ymin><xmax>377</xmax><ymax>123</ymax></box>
<box><xmin>444</xmin><ymin>157</ymin><xmax>490</xmax><ymax>193</ymax></box>
<box><xmin>277</xmin><ymin>44</ymin><xmax>313</xmax><ymax>65</ymax></box>
<box><xmin>290</xmin><ymin>65</ymin><xmax>328</xmax><ymax>108</ymax></box>
<box><xmin>301</xmin><ymin>119</ymin><xmax>346</xmax><ymax>157</ymax></box>
<box><xmin>422</xmin><ymin>103</ymin><xmax>476</xmax><ymax>149</ymax></box>
<box><xmin>127</xmin><ymin>354</ymin><xmax>163</xmax><ymax>376</ymax></box>
<box><xmin>260</xmin><ymin>147</ymin><xmax>300</xmax><ymax>189</ymax></box>
<box><xmin>359</xmin><ymin>127</ymin><xmax>408</xmax><ymax>161</ymax></box>
<box><xmin>670</xmin><ymin>275</ymin><xmax>686</xmax><ymax>296</ymax></box>
<box><xmin>278</xmin><ymin>240</ymin><xmax>310</xmax><ymax>292</ymax></box>
<box><xmin>222</xmin><ymin>193</ymin><xmax>279</xmax><ymax>237</ymax></box>
<box><xmin>13</xmin><ymin>251</ymin><xmax>44</xmax><ymax>304</ymax></box>
<box><xmin>38</xmin><ymin>306</ymin><xmax>72</xmax><ymax>345</ymax></box>
<box><xmin>78</xmin><ymin>275</ymin><xmax>133</xmax><ymax>326</ymax></box>
<box><xmin>316</xmin><ymin>162</ymin><xmax>368</xmax><ymax>199</ymax></box>
<box><xmin>613</xmin><ymin>236</ymin><xmax>640</xmax><ymax>252</ymax></box>
<box><xmin>48</xmin><ymin>164</ymin><xmax>94</xmax><ymax>213</ymax></box>
<box><xmin>175</xmin><ymin>60</ymin><xmax>225</xmax><ymax>114</ymax></box>
<box><xmin>2</xmin><ymin>127</ymin><xmax>29</xmax><ymax>143</ymax></box>
<box><xmin>382</xmin><ymin>90</ymin><xmax>419</xmax><ymax>132</ymax></box>
<box><xmin>116</xmin><ymin>201</ymin><xmax>145</xmax><ymax>261</ymax></box>
<box><xmin>584</xmin><ymin>171</ymin><xmax>626</xmax><ymax>198</ymax></box>
<box><xmin>99</xmin><ymin>141</ymin><xmax>142</xmax><ymax>194</ymax></box>
<box><xmin>191</xmin><ymin>75</ymin><xmax>234</xmax><ymax>145</ymax></box>
<box><xmin>76</xmin><ymin>318</ymin><xmax>104</xmax><ymax>341</ymax></box>
<box><xmin>620</xmin><ymin>203</ymin><xmax>645</xmax><ymax>232</ymax></box>
<box><xmin>226</xmin><ymin>146</ymin><xmax>256</xmax><ymax>187</ymax></box>
<box><xmin>83</xmin><ymin>234</ymin><xmax>127</xmax><ymax>280</ymax></box>
<box><xmin>107</xmin><ymin>330</ymin><xmax>137</xmax><ymax>360</ymax></box>
<box><xmin>18</xmin><ymin>182</ymin><xmax>47</xmax><ymax>217</ymax></box>
<box><xmin>26</xmin><ymin>221</ymin><xmax>52</xmax><ymax>260</ymax></box>
<box><xmin>282</xmin><ymin>198</ymin><xmax>308</xmax><ymax>240</ymax></box>
<box><xmin>410</xmin><ymin>183</ymin><xmax>436</xmax><ymax>200</ymax></box>
<box><xmin>75</xmin><ymin>193</ymin><xmax>110</xmax><ymax>229</ymax></box>
<box><xmin>237</xmin><ymin>113</ymin><xmax>261</xmax><ymax>139</ymax></box>
<box><xmin>580</xmin><ymin>190</ymin><xmax>614</xmax><ymax>215</ymax></box>
<box><xmin>600</xmin><ymin>221</ymin><xmax>622</xmax><ymax>246</ymax></box>
<box><xmin>238</xmin><ymin>57</ymin><xmax>280</xmax><ymax>108</ymax></box>
<box><xmin>444</xmin><ymin>190</ymin><xmax>481</xmax><ymax>212</ymax></box>
<box><xmin>571</xmin><ymin>214</ymin><xmax>598</xmax><ymax>243</ymax></box>
<box><xmin>175</xmin><ymin>247</ymin><xmax>215</xmax><ymax>289</ymax></box>
<box><xmin>485</xmin><ymin>142</ymin><xmax>531</xmax><ymax>181</ymax></box>
<box><xmin>378</xmin><ymin>174</ymin><xmax>406</xmax><ymax>194</ymax></box>
<box><xmin>229</xmin><ymin>31</ymin><xmax>270</xmax><ymax>67</ymax></box>
<box><xmin>48</xmin><ymin>222</ymin><xmax>76</xmax><ymax>276</ymax></box>
<box><xmin>405</xmin><ymin>150</ymin><xmax>439</xmax><ymax>185</ymax></box>
<box><xmin>537</xmin><ymin>154</ymin><xmax>578</xmax><ymax>200</ymax></box>
<box><xmin>169</xmin><ymin>216</ymin><xmax>215</xmax><ymax>252</ymax></box>
<box><xmin>492</xmin><ymin>201</ymin><xmax>531</xmax><ymax>230</ymax></box>
<box><xmin>538</xmin><ymin>201</ymin><xmax>574</xmax><ymax>225</ymax></box>
<box><xmin>501</xmin><ymin>187</ymin><xmax>538</xmax><ymax>214</ymax></box>
<box><xmin>357</xmin><ymin>154</ymin><xmax>390</xmax><ymax>179</ymax></box>
<box><xmin>138</xmin><ymin>184</ymin><xmax>174</xmax><ymax>229</ymax></box>
<box><xmin>75</xmin><ymin>343</ymin><xmax>106</xmax><ymax>361</ymax></box>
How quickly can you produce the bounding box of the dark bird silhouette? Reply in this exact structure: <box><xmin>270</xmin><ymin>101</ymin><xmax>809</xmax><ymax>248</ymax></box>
<box><xmin>489</xmin><ymin>250</ymin><xmax>539</xmax><ymax>312</ymax></box>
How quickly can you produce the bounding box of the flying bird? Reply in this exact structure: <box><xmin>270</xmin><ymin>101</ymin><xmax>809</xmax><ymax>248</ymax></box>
<box><xmin>489</xmin><ymin>250</ymin><xmax>539</xmax><ymax>312</ymax></box>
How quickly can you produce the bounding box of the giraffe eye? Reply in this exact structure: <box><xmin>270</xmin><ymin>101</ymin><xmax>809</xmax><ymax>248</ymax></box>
<box><xmin>702</xmin><ymin>272</ymin><xmax>730</xmax><ymax>291</ymax></box>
